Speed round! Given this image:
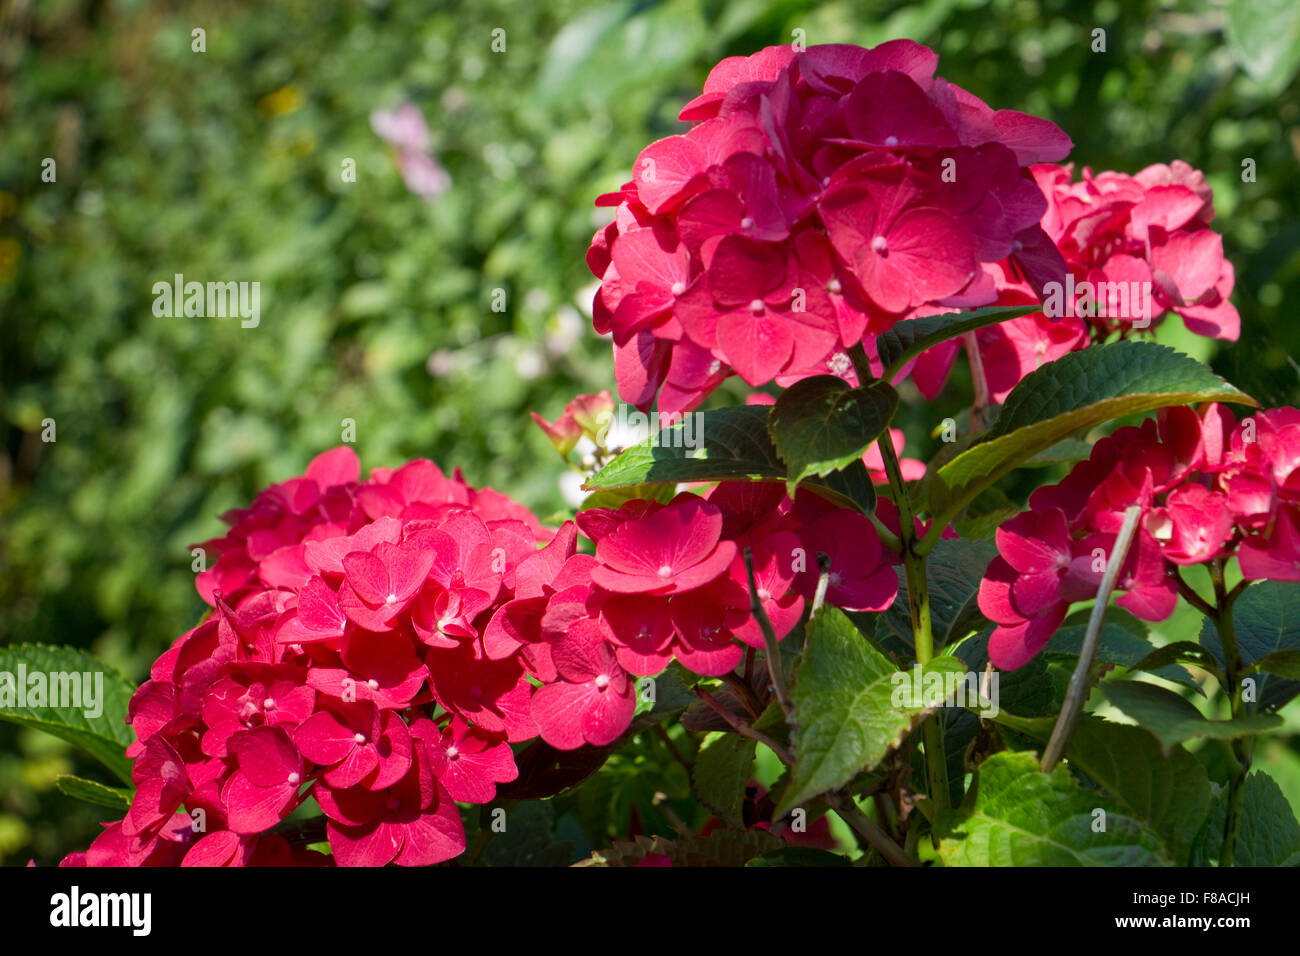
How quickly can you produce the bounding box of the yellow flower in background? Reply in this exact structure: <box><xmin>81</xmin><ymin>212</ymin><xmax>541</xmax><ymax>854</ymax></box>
<box><xmin>258</xmin><ymin>84</ymin><xmax>304</xmax><ymax>117</ymax></box>
<box><xmin>0</xmin><ymin>237</ymin><xmax>22</xmax><ymax>280</ymax></box>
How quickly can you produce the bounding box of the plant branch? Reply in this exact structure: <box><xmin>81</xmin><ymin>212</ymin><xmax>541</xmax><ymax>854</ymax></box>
<box><xmin>822</xmin><ymin>792</ymin><xmax>917</xmax><ymax>867</ymax></box>
<box><xmin>693</xmin><ymin>686</ymin><xmax>793</xmax><ymax>766</ymax></box>
<box><xmin>744</xmin><ymin>546</ymin><xmax>791</xmax><ymax>720</ymax></box>
<box><xmin>963</xmin><ymin>331</ymin><xmax>991</xmax><ymax>432</ymax></box>
<box><xmin>1175</xmin><ymin>569</ymin><xmax>1217</xmax><ymax>618</ymax></box>
<box><xmin>1041</xmin><ymin>504</ymin><xmax>1142</xmax><ymax>772</ymax></box>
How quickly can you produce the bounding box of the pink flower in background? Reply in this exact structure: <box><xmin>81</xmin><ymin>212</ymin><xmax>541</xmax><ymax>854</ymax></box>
<box><xmin>371</xmin><ymin>102</ymin><xmax>451</xmax><ymax>198</ymax></box>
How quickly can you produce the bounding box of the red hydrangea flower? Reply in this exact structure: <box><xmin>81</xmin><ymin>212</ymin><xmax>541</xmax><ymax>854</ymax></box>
<box><xmin>589</xmin><ymin>40</ymin><xmax>1072</xmax><ymax>412</ymax></box>
<box><xmin>66</xmin><ymin>447</ymin><xmax>576</xmax><ymax>867</ymax></box>
<box><xmin>980</xmin><ymin>404</ymin><xmax>1300</xmax><ymax>669</ymax></box>
<box><xmin>916</xmin><ymin>160</ymin><xmax>1238</xmax><ymax>403</ymax></box>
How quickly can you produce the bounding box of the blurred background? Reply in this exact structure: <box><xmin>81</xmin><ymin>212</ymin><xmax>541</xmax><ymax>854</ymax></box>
<box><xmin>2</xmin><ymin>0</ymin><xmax>1298</xmax><ymax>864</ymax></box>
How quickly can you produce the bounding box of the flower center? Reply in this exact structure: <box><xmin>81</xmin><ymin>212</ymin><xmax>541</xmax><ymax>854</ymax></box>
<box><xmin>748</xmin><ymin>298</ymin><xmax>765</xmax><ymax>315</ymax></box>
<box><xmin>657</xmin><ymin>564</ymin><xmax>673</xmax><ymax>578</ymax></box>
<box><xmin>385</xmin><ymin>592</ymin><xmax>398</xmax><ymax>606</ymax></box>
<box><xmin>671</xmin><ymin>281</ymin><xmax>685</xmax><ymax>295</ymax></box>
<box><xmin>594</xmin><ymin>674</ymin><xmax>610</xmax><ymax>690</ymax></box>
<box><xmin>884</xmin><ymin>135</ymin><xmax>899</xmax><ymax>147</ymax></box>
<box><xmin>446</xmin><ymin>745</ymin><xmax>459</xmax><ymax>760</ymax></box>
<box><xmin>263</xmin><ymin>698</ymin><xmax>276</xmax><ymax>711</ymax></box>
<box><xmin>287</xmin><ymin>772</ymin><xmax>301</xmax><ymax>786</ymax></box>
<box><xmin>871</xmin><ymin>235</ymin><xmax>888</xmax><ymax>255</ymax></box>
<box><xmin>740</xmin><ymin>216</ymin><xmax>754</xmax><ymax>230</ymax></box>
<box><xmin>354</xmin><ymin>732</ymin><xmax>367</xmax><ymax>745</ymax></box>
<box><xmin>366</xmin><ymin>679</ymin><xmax>379</xmax><ymax>691</ymax></box>
<box><xmin>826</xmin><ymin>278</ymin><xmax>842</xmax><ymax>294</ymax></box>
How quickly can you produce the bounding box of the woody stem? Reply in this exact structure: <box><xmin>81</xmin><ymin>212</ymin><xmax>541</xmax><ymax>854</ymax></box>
<box><xmin>1041</xmin><ymin>504</ymin><xmax>1142</xmax><ymax>772</ymax></box>
<box><xmin>963</xmin><ymin>331</ymin><xmax>991</xmax><ymax>432</ymax></box>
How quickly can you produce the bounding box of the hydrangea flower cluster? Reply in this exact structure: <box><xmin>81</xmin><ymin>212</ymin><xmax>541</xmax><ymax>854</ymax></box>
<box><xmin>587</xmin><ymin>40</ymin><xmax>1073</xmax><ymax>413</ymax></box>
<box><xmin>979</xmin><ymin>404</ymin><xmax>1299</xmax><ymax>670</ymax></box>
<box><xmin>524</xmin><ymin>485</ymin><xmax>897</xmax><ymax>750</ymax></box>
<box><xmin>914</xmin><ymin>160</ymin><xmax>1238</xmax><ymax>403</ymax></box>
<box><xmin>63</xmin><ymin>447</ymin><xmax>575</xmax><ymax>867</ymax></box>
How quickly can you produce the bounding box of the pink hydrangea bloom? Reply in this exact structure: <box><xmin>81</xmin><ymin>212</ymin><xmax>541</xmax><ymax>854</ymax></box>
<box><xmin>980</xmin><ymin>405</ymin><xmax>1300</xmax><ymax>669</ymax></box>
<box><xmin>589</xmin><ymin>41</ymin><xmax>1072</xmax><ymax>412</ymax></box>
<box><xmin>66</xmin><ymin>447</ymin><xmax>574</xmax><ymax>867</ymax></box>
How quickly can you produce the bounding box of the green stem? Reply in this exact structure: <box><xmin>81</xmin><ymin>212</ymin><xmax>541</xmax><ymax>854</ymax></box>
<box><xmin>878</xmin><ymin>434</ymin><xmax>946</xmax><ymax>814</ymax></box>
<box><xmin>1211</xmin><ymin>559</ymin><xmax>1251</xmax><ymax>867</ymax></box>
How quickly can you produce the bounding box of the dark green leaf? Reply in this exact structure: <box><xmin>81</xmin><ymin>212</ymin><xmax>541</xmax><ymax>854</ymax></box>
<box><xmin>875</xmin><ymin>305</ymin><xmax>1040</xmax><ymax>379</ymax></box>
<box><xmin>768</xmin><ymin>376</ymin><xmax>897</xmax><ymax>493</ymax></box>
<box><xmin>586</xmin><ymin>404</ymin><xmax>877</xmax><ymax>514</ymax></box>
<box><xmin>1201</xmin><ymin>581</ymin><xmax>1300</xmax><ymax>710</ymax></box>
<box><xmin>882</xmin><ymin>538</ymin><xmax>997</xmax><ymax>649</ymax></box>
<box><xmin>693</xmin><ymin>733</ymin><xmax>757</xmax><ymax>826</ymax></box>
<box><xmin>1099</xmin><ymin>680</ymin><xmax>1282</xmax><ymax>752</ymax></box>
<box><xmin>1046</xmin><ymin>624</ymin><xmax>1201</xmax><ymax>691</ymax></box>
<box><xmin>1253</xmin><ymin>649</ymin><xmax>1300</xmax><ymax>680</ymax></box>
<box><xmin>745</xmin><ymin>846</ymin><xmax>851</xmax><ymax>867</ymax></box>
<box><xmin>929</xmin><ymin>342</ymin><xmax>1254</xmax><ymax>522</ymax></box>
<box><xmin>1235</xmin><ymin>770</ymin><xmax>1300</xmax><ymax>866</ymax></box>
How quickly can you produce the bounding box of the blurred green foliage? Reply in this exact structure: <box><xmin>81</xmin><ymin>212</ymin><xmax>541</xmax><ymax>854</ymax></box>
<box><xmin>2</xmin><ymin>0</ymin><xmax>1298</xmax><ymax>864</ymax></box>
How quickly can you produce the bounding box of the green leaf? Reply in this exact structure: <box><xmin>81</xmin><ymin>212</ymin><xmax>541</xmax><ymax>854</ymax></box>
<box><xmin>1046</xmin><ymin>624</ymin><xmax>1202</xmax><ymax>691</ymax></box>
<box><xmin>1234</xmin><ymin>771</ymin><xmax>1300</xmax><ymax>866</ymax></box>
<box><xmin>992</xmin><ymin>714</ymin><xmax>1211</xmax><ymax>864</ymax></box>
<box><xmin>1099</xmin><ymin>680</ymin><xmax>1282</xmax><ymax>752</ymax></box>
<box><xmin>1253</xmin><ymin>649</ymin><xmax>1300</xmax><ymax>680</ymax></box>
<box><xmin>585</xmin><ymin>405</ymin><xmax>776</xmax><ymax>487</ymax></box>
<box><xmin>745</xmin><ymin>846</ymin><xmax>851</xmax><ymax>867</ymax></box>
<box><xmin>628</xmin><ymin>662</ymin><xmax>697</xmax><ymax>734</ymax></box>
<box><xmin>781</xmin><ymin>606</ymin><xmax>967</xmax><ymax>814</ymax></box>
<box><xmin>1130</xmin><ymin>641</ymin><xmax>1227</xmax><ymax>685</ymax></box>
<box><xmin>1201</xmin><ymin>581</ymin><xmax>1300</xmax><ymax>710</ymax></box>
<box><xmin>580</xmin><ymin>482</ymin><xmax>677</xmax><ymax>510</ymax></box>
<box><xmin>585</xmin><ymin>404</ymin><xmax>876</xmax><ymax>514</ymax></box>
<box><xmin>768</xmin><ymin>376</ymin><xmax>897</xmax><ymax>493</ymax></box>
<box><xmin>955</xmin><ymin>629</ymin><xmax>1061</xmax><ymax>718</ymax></box>
<box><xmin>1225</xmin><ymin>0</ymin><xmax>1300</xmax><ymax>95</ymax></box>
<box><xmin>874</xmin><ymin>305</ymin><xmax>1040</xmax><ymax>379</ymax></box>
<box><xmin>935</xmin><ymin>751</ymin><xmax>1170</xmax><ymax>866</ymax></box>
<box><xmin>951</xmin><ymin>486</ymin><xmax>1022</xmax><ymax>540</ymax></box>
<box><xmin>55</xmin><ymin>774</ymin><xmax>134</xmax><ymax>813</ymax></box>
<box><xmin>0</xmin><ymin>644</ymin><xmax>137</xmax><ymax>785</ymax></box>
<box><xmin>881</xmin><ymin>538</ymin><xmax>997</xmax><ymax>649</ymax></box>
<box><xmin>693</xmin><ymin>733</ymin><xmax>757</xmax><ymax>826</ymax></box>
<box><xmin>929</xmin><ymin>342</ymin><xmax>1254</xmax><ymax>522</ymax></box>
